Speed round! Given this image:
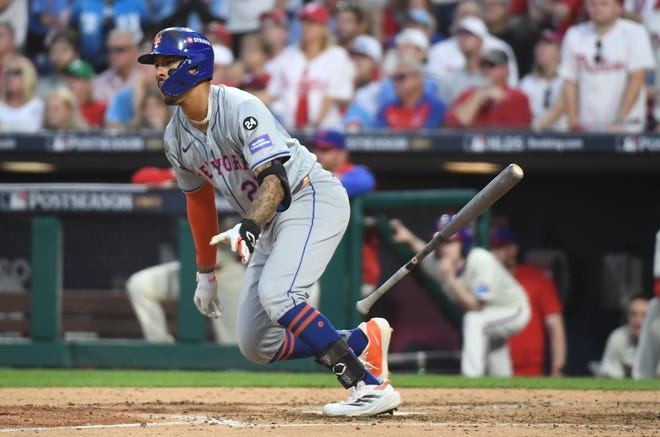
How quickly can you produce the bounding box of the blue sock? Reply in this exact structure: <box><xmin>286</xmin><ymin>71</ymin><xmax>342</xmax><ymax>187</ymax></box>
<box><xmin>275</xmin><ymin>303</ymin><xmax>379</xmax><ymax>385</ymax></box>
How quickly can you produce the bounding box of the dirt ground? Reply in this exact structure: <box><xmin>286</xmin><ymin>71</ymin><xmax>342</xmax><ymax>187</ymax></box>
<box><xmin>0</xmin><ymin>387</ymin><xmax>658</xmax><ymax>436</ymax></box>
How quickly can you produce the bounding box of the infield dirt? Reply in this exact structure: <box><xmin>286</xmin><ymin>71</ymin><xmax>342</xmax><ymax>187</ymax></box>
<box><xmin>0</xmin><ymin>387</ymin><xmax>658</xmax><ymax>436</ymax></box>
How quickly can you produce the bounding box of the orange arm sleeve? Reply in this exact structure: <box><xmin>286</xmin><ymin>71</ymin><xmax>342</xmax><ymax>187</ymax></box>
<box><xmin>185</xmin><ymin>183</ymin><xmax>218</xmax><ymax>270</ymax></box>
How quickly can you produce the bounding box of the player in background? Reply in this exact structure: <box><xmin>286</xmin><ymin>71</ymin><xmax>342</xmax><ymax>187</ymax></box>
<box><xmin>137</xmin><ymin>26</ymin><xmax>400</xmax><ymax>416</ymax></box>
<box><xmin>310</xmin><ymin>129</ymin><xmax>380</xmax><ymax>298</ymax></box>
<box><xmin>389</xmin><ymin>215</ymin><xmax>531</xmax><ymax>376</ymax></box>
<box><xmin>490</xmin><ymin>224</ymin><xmax>567</xmax><ymax>377</ymax></box>
<box><xmin>633</xmin><ymin>228</ymin><xmax>660</xmax><ymax>379</ymax></box>
<box><xmin>598</xmin><ymin>295</ymin><xmax>649</xmax><ymax>377</ymax></box>
<box><xmin>559</xmin><ymin>0</ymin><xmax>654</xmax><ymax>132</ymax></box>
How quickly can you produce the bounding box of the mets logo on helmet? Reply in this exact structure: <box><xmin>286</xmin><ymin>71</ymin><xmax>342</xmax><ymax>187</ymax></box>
<box><xmin>153</xmin><ymin>34</ymin><xmax>162</xmax><ymax>47</ymax></box>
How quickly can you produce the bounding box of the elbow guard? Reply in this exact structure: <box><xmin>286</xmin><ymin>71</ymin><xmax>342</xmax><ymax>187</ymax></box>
<box><xmin>256</xmin><ymin>159</ymin><xmax>291</xmax><ymax>212</ymax></box>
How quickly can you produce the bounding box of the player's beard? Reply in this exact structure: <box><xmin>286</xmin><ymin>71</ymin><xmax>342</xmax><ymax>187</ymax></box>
<box><xmin>162</xmin><ymin>93</ymin><xmax>181</xmax><ymax>106</ymax></box>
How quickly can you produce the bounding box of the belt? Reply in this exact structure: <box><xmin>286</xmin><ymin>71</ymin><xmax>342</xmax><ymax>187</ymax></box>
<box><xmin>292</xmin><ymin>175</ymin><xmax>310</xmax><ymax>195</ymax></box>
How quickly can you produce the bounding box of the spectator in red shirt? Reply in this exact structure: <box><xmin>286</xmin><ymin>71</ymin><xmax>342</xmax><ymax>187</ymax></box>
<box><xmin>490</xmin><ymin>224</ymin><xmax>567</xmax><ymax>376</ymax></box>
<box><xmin>375</xmin><ymin>57</ymin><xmax>447</xmax><ymax>130</ymax></box>
<box><xmin>310</xmin><ymin>129</ymin><xmax>380</xmax><ymax>298</ymax></box>
<box><xmin>63</xmin><ymin>60</ymin><xmax>106</xmax><ymax>129</ymax></box>
<box><xmin>444</xmin><ymin>48</ymin><xmax>532</xmax><ymax>129</ymax></box>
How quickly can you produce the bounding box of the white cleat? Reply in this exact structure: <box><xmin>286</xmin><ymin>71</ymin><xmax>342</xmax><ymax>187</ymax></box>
<box><xmin>322</xmin><ymin>380</ymin><xmax>401</xmax><ymax>417</ymax></box>
<box><xmin>357</xmin><ymin>317</ymin><xmax>392</xmax><ymax>383</ymax></box>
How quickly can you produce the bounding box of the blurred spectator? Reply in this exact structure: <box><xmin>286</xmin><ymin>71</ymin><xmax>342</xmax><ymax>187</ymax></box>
<box><xmin>94</xmin><ymin>28</ymin><xmax>144</xmax><ymax>105</ymax></box>
<box><xmin>490</xmin><ymin>224</ymin><xmax>567</xmax><ymax>376</ymax></box>
<box><xmin>379</xmin><ymin>28</ymin><xmax>439</xmax><ymax>107</ymax></box>
<box><xmin>36</xmin><ymin>30</ymin><xmax>80</xmax><ymax>100</ymax></box>
<box><xmin>528</xmin><ymin>0</ymin><xmax>583</xmax><ymax>36</ymax></box>
<box><xmin>26</xmin><ymin>0</ymin><xmax>71</xmax><ymax>71</ymax></box>
<box><xmin>334</xmin><ymin>0</ymin><xmax>369</xmax><ymax>49</ymax></box>
<box><xmin>260</xmin><ymin>9</ymin><xmax>291</xmax><ymax>61</ymax></box>
<box><xmin>559</xmin><ymin>0</ymin><xmax>654</xmax><ymax>132</ymax></box>
<box><xmin>375</xmin><ymin>57</ymin><xmax>447</xmax><ymax>130</ymax></box>
<box><xmin>149</xmin><ymin>0</ymin><xmax>219</xmax><ymax>37</ymax></box>
<box><xmin>63</xmin><ymin>59</ymin><xmax>106</xmax><ymax>129</ymax></box>
<box><xmin>211</xmin><ymin>44</ymin><xmax>236</xmax><ymax>85</ymax></box>
<box><xmin>237</xmin><ymin>33</ymin><xmax>272</xmax><ymax>102</ymax></box>
<box><xmin>480</xmin><ymin>0</ymin><xmax>535</xmax><ymax>78</ymax></box>
<box><xmin>633</xmin><ymin>228</ymin><xmax>660</xmax><ymax>379</ymax></box>
<box><xmin>389</xmin><ymin>215</ymin><xmax>531</xmax><ymax>377</ymax></box>
<box><xmin>343</xmin><ymin>34</ymin><xmax>384</xmax><ymax>132</ymax></box>
<box><xmin>436</xmin><ymin>16</ymin><xmax>488</xmax><ymax>104</ymax></box>
<box><xmin>0</xmin><ymin>0</ymin><xmax>27</xmax><ymax>50</ymax></box>
<box><xmin>597</xmin><ymin>295</ymin><xmax>649</xmax><ymax>378</ymax></box>
<box><xmin>42</xmin><ymin>86</ymin><xmax>88</xmax><ymax>130</ymax></box>
<box><xmin>427</xmin><ymin>2</ymin><xmax>519</xmax><ymax>86</ymax></box>
<box><xmin>406</xmin><ymin>7</ymin><xmax>443</xmax><ymax>44</ymax></box>
<box><xmin>103</xmin><ymin>70</ymin><xmax>153</xmax><ymax>130</ymax></box>
<box><xmin>266</xmin><ymin>3</ymin><xmax>354</xmax><ymax>132</ymax></box>
<box><xmin>0</xmin><ymin>56</ymin><xmax>44</xmax><ymax>132</ymax></box>
<box><xmin>521</xmin><ymin>29</ymin><xmax>568</xmax><ymax>131</ymax></box>
<box><xmin>0</xmin><ymin>22</ymin><xmax>19</xmax><ymax>74</ymax></box>
<box><xmin>70</xmin><ymin>0</ymin><xmax>148</xmax><ymax>71</ymax></box>
<box><xmin>130</xmin><ymin>85</ymin><xmax>171</xmax><ymax>130</ymax></box>
<box><xmin>382</xmin><ymin>25</ymin><xmax>430</xmax><ymax>74</ymax></box>
<box><xmin>219</xmin><ymin>0</ymin><xmax>278</xmax><ymax>56</ymax></box>
<box><xmin>309</xmin><ymin>129</ymin><xmax>380</xmax><ymax>298</ymax></box>
<box><xmin>205</xmin><ymin>21</ymin><xmax>233</xmax><ymax>48</ymax></box>
<box><xmin>445</xmin><ymin>48</ymin><xmax>532</xmax><ymax>128</ymax></box>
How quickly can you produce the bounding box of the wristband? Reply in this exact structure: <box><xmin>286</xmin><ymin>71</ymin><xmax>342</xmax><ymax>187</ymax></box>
<box><xmin>239</xmin><ymin>219</ymin><xmax>261</xmax><ymax>253</ymax></box>
<box><xmin>196</xmin><ymin>271</ymin><xmax>216</xmax><ymax>283</ymax></box>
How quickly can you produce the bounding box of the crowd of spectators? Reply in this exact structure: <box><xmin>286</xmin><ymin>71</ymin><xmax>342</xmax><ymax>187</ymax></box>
<box><xmin>1</xmin><ymin>0</ymin><xmax>659</xmax><ymax>133</ymax></box>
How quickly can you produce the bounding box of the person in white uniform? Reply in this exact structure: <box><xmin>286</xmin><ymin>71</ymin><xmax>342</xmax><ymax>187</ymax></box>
<box><xmin>390</xmin><ymin>214</ymin><xmax>530</xmax><ymax>377</ymax></box>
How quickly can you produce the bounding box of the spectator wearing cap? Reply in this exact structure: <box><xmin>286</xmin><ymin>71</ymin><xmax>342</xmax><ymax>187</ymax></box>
<box><xmin>375</xmin><ymin>57</ymin><xmax>447</xmax><ymax>130</ymax></box>
<box><xmin>480</xmin><ymin>0</ymin><xmax>535</xmax><ymax>78</ymax></box>
<box><xmin>521</xmin><ymin>30</ymin><xmax>568</xmax><ymax>132</ymax></box>
<box><xmin>436</xmin><ymin>16</ymin><xmax>489</xmax><ymax>104</ymax></box>
<box><xmin>266</xmin><ymin>3</ymin><xmax>354</xmax><ymax>131</ymax></box>
<box><xmin>445</xmin><ymin>48</ymin><xmax>531</xmax><ymax>128</ymax></box>
<box><xmin>63</xmin><ymin>59</ymin><xmax>106</xmax><ymax>128</ymax></box>
<box><xmin>334</xmin><ymin>1</ymin><xmax>369</xmax><ymax>50</ymax></box>
<box><xmin>427</xmin><ymin>5</ymin><xmax>519</xmax><ymax>86</ymax></box>
<box><xmin>406</xmin><ymin>8</ymin><xmax>444</xmax><ymax>45</ymax></box>
<box><xmin>211</xmin><ymin>44</ymin><xmax>237</xmax><ymax>86</ymax></box>
<box><xmin>36</xmin><ymin>30</ymin><xmax>80</xmax><ymax>100</ymax></box>
<box><xmin>310</xmin><ymin>128</ymin><xmax>380</xmax><ymax>298</ymax></box>
<box><xmin>343</xmin><ymin>34</ymin><xmax>384</xmax><ymax>132</ymax></box>
<box><xmin>379</xmin><ymin>28</ymin><xmax>439</xmax><ymax>109</ymax></box>
<box><xmin>0</xmin><ymin>56</ymin><xmax>44</xmax><ymax>132</ymax></box>
<box><xmin>490</xmin><ymin>224</ymin><xmax>567</xmax><ymax>377</ymax></box>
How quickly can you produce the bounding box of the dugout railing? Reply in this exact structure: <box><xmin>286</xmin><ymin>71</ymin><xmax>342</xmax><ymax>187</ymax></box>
<box><xmin>0</xmin><ymin>186</ymin><xmax>487</xmax><ymax>369</ymax></box>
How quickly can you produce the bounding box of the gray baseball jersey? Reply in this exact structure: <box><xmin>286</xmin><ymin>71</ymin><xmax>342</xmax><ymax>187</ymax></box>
<box><xmin>164</xmin><ymin>85</ymin><xmax>316</xmax><ymax>215</ymax></box>
<box><xmin>164</xmin><ymin>84</ymin><xmax>350</xmax><ymax>364</ymax></box>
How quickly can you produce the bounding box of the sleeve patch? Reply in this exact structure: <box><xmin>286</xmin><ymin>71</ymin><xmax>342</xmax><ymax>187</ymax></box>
<box><xmin>473</xmin><ymin>284</ymin><xmax>491</xmax><ymax>298</ymax></box>
<box><xmin>248</xmin><ymin>134</ymin><xmax>273</xmax><ymax>154</ymax></box>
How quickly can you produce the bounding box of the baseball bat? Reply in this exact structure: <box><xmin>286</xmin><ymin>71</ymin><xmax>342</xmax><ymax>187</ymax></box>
<box><xmin>355</xmin><ymin>163</ymin><xmax>524</xmax><ymax>315</ymax></box>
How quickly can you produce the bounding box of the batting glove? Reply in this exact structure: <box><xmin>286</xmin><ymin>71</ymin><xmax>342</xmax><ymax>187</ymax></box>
<box><xmin>194</xmin><ymin>271</ymin><xmax>223</xmax><ymax>318</ymax></box>
<box><xmin>209</xmin><ymin>219</ymin><xmax>261</xmax><ymax>264</ymax></box>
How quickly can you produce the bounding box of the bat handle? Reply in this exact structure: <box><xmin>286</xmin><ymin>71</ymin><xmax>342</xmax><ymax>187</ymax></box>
<box><xmin>356</xmin><ymin>264</ymin><xmax>413</xmax><ymax>315</ymax></box>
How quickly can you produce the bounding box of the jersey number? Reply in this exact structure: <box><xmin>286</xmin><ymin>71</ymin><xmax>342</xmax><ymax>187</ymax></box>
<box><xmin>241</xmin><ymin>180</ymin><xmax>258</xmax><ymax>202</ymax></box>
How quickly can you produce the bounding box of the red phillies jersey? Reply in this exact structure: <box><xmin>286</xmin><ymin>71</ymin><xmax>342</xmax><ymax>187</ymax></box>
<box><xmin>445</xmin><ymin>86</ymin><xmax>532</xmax><ymax>129</ymax></box>
<box><xmin>508</xmin><ymin>264</ymin><xmax>563</xmax><ymax>376</ymax></box>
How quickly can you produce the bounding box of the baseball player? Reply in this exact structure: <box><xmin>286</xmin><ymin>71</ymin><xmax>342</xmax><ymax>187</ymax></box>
<box><xmin>390</xmin><ymin>215</ymin><xmax>531</xmax><ymax>376</ymax></box>
<box><xmin>137</xmin><ymin>27</ymin><xmax>400</xmax><ymax>416</ymax></box>
<box><xmin>559</xmin><ymin>0</ymin><xmax>655</xmax><ymax>132</ymax></box>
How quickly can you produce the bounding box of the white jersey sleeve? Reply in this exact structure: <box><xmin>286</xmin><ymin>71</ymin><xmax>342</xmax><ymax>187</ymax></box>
<box><xmin>625</xmin><ymin>21</ymin><xmax>655</xmax><ymax>72</ymax></box>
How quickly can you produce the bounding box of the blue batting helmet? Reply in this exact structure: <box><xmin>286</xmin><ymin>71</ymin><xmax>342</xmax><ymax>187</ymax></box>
<box><xmin>138</xmin><ymin>27</ymin><xmax>214</xmax><ymax>97</ymax></box>
<box><xmin>436</xmin><ymin>214</ymin><xmax>474</xmax><ymax>257</ymax></box>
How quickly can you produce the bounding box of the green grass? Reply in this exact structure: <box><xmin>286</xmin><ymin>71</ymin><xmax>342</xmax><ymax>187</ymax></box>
<box><xmin>1</xmin><ymin>369</ymin><xmax>660</xmax><ymax>390</ymax></box>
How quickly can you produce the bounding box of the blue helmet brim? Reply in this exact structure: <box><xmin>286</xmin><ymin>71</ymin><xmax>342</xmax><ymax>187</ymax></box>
<box><xmin>137</xmin><ymin>53</ymin><xmax>156</xmax><ymax>64</ymax></box>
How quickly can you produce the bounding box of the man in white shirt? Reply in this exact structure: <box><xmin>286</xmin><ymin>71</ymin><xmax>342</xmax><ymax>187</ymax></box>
<box><xmin>559</xmin><ymin>0</ymin><xmax>655</xmax><ymax>132</ymax></box>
